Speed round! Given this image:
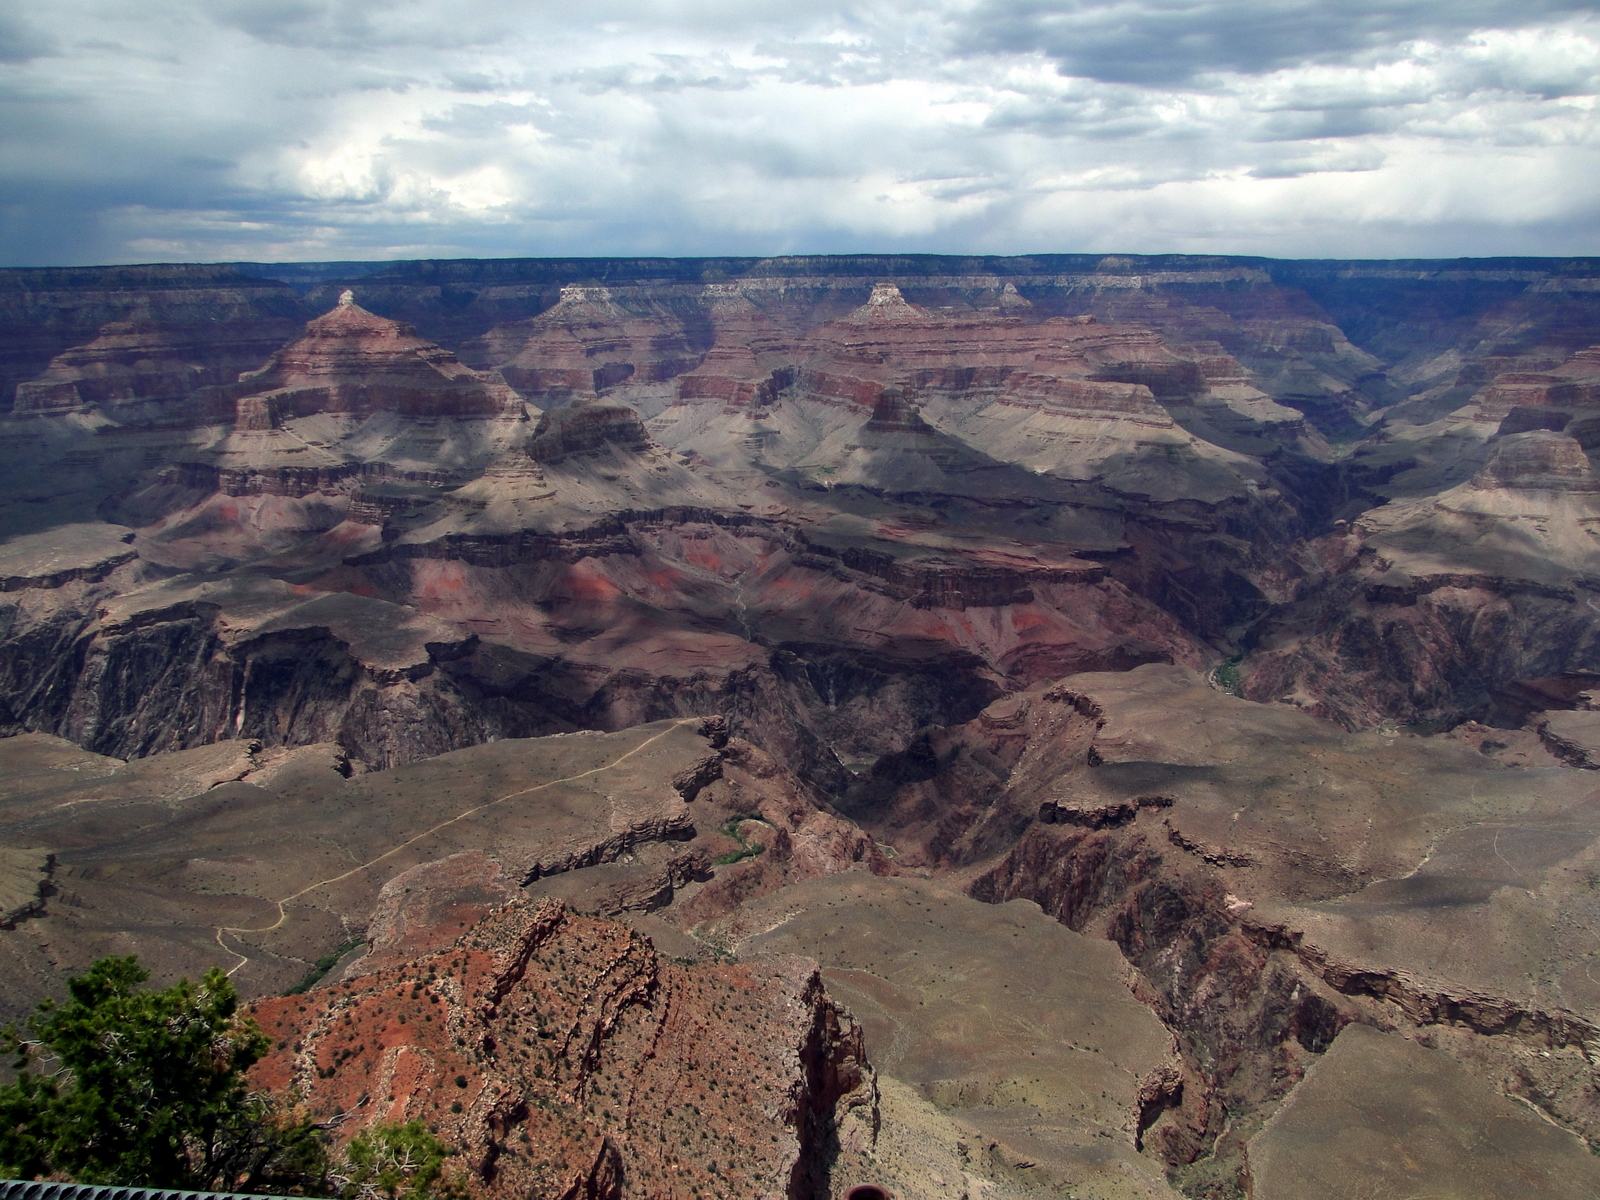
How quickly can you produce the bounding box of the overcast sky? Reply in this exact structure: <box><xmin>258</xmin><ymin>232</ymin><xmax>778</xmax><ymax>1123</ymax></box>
<box><xmin>3</xmin><ymin>0</ymin><xmax>1598</xmax><ymax>266</ymax></box>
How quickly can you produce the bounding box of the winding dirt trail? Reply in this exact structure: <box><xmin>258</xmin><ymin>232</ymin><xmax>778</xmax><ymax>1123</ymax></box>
<box><xmin>213</xmin><ymin>718</ymin><xmax>700</xmax><ymax>976</ymax></box>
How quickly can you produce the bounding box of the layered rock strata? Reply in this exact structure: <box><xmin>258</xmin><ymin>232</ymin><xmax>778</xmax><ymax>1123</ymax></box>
<box><xmin>1240</xmin><ymin>425</ymin><xmax>1600</xmax><ymax>728</ymax></box>
<box><xmin>11</xmin><ymin>254</ymin><xmax>1600</xmax><ymax>1200</ymax></box>
<box><xmin>10</xmin><ymin>313</ymin><xmax>298</xmax><ymax>421</ymax></box>
<box><xmin>0</xmin><ymin>263</ymin><xmax>303</xmax><ymax>414</ymax></box>
<box><xmin>467</xmin><ymin>284</ymin><xmax>710</xmax><ymax>400</ymax></box>
<box><xmin>198</xmin><ymin>291</ymin><xmax>521</xmax><ymax>425</ymax></box>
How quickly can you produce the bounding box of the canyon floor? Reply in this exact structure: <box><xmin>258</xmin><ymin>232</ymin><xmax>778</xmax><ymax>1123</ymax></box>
<box><xmin>5</xmin><ymin>253</ymin><xmax>1600</xmax><ymax>1199</ymax></box>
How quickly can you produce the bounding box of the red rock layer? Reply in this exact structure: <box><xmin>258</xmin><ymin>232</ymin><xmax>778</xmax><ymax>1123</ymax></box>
<box><xmin>664</xmin><ymin>286</ymin><xmax>1206</xmax><ymax>429</ymax></box>
<box><xmin>0</xmin><ymin>263</ymin><xmax>305</xmax><ymax>415</ymax></box>
<box><xmin>10</xmin><ymin>315</ymin><xmax>300</xmax><ymax>419</ymax></box>
<box><xmin>460</xmin><ymin>276</ymin><xmax>1367</xmax><ymax>439</ymax></box>
<box><xmin>859</xmin><ymin>388</ymin><xmax>930</xmax><ymax>436</ymax></box>
<box><xmin>203</xmin><ymin>293</ymin><xmax>518</xmax><ymax>424</ymax></box>
<box><xmin>249</xmin><ymin>898</ymin><xmax>874</xmax><ymax>1200</ymax></box>
<box><xmin>1480</xmin><ymin>346</ymin><xmax>1600</xmax><ymax>420</ymax></box>
<box><xmin>469</xmin><ymin>286</ymin><xmax>708</xmax><ymax>399</ymax></box>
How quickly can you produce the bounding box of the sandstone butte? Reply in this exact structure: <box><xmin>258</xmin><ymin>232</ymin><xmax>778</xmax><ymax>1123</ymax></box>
<box><xmin>5</xmin><ymin>254</ymin><xmax>1600</xmax><ymax>1200</ymax></box>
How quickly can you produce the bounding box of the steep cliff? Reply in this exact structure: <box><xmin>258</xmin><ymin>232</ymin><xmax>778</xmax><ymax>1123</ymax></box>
<box><xmin>3</xmin><ymin>253</ymin><xmax>1599</xmax><ymax>774</ymax></box>
<box><xmin>845</xmin><ymin>664</ymin><xmax>1600</xmax><ymax>1197</ymax></box>
<box><xmin>1242</xmin><ymin>419</ymin><xmax>1600</xmax><ymax>729</ymax></box>
<box><xmin>0</xmin><ymin>264</ymin><xmax>305</xmax><ymax>414</ymax></box>
<box><xmin>10</xmin><ymin>313</ymin><xmax>298</xmax><ymax>421</ymax></box>
<box><xmin>10</xmin><ymin>253</ymin><xmax>1600</xmax><ymax>1200</ymax></box>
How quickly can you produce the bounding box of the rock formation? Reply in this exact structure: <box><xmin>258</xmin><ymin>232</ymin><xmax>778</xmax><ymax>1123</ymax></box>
<box><xmin>469</xmin><ymin>284</ymin><xmax>709</xmax><ymax>401</ymax></box>
<box><xmin>529</xmin><ymin>402</ymin><xmax>654</xmax><ymax>463</ymax></box>
<box><xmin>5</xmin><ymin>254</ymin><xmax>1600</xmax><ymax>1200</ymax></box>
<box><xmin>0</xmin><ymin>263</ymin><xmax>303</xmax><ymax>415</ymax></box>
<box><xmin>9</xmin><ymin>312</ymin><xmax>293</xmax><ymax>421</ymax></box>
<box><xmin>206</xmin><ymin>290</ymin><xmax>521</xmax><ymax>424</ymax></box>
<box><xmin>1240</xmin><ymin>418</ymin><xmax>1600</xmax><ymax>728</ymax></box>
<box><xmin>250</xmin><ymin>893</ymin><xmax>875</xmax><ymax>1200</ymax></box>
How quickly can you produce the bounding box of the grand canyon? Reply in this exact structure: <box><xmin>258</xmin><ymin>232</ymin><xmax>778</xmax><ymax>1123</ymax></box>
<box><xmin>5</xmin><ymin>252</ymin><xmax>1600</xmax><ymax>1199</ymax></box>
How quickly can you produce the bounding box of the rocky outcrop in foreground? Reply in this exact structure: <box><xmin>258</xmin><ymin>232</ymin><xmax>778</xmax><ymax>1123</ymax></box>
<box><xmin>250</xmin><ymin>893</ymin><xmax>876</xmax><ymax>1200</ymax></box>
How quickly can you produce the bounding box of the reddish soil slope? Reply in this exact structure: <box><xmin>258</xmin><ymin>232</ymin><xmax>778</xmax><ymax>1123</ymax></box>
<box><xmin>250</xmin><ymin>893</ymin><xmax>874</xmax><ymax>1200</ymax></box>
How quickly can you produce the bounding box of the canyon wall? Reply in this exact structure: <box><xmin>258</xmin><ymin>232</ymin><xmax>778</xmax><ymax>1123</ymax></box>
<box><xmin>17</xmin><ymin>252</ymin><xmax>1595</xmax><ymax>757</ymax></box>
<box><xmin>5</xmin><ymin>253</ymin><xmax>1600</xmax><ymax>1199</ymax></box>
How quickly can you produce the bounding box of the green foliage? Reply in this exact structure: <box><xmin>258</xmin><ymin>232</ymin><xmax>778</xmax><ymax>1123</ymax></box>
<box><xmin>714</xmin><ymin>812</ymin><xmax>770</xmax><ymax>864</ymax></box>
<box><xmin>288</xmin><ymin>939</ymin><xmax>366</xmax><ymax>996</ymax></box>
<box><xmin>1212</xmin><ymin>656</ymin><xmax>1243</xmax><ymax>695</ymax></box>
<box><xmin>0</xmin><ymin>956</ymin><xmax>325</xmax><ymax>1192</ymax></box>
<box><xmin>334</xmin><ymin>1121</ymin><xmax>466</xmax><ymax>1200</ymax></box>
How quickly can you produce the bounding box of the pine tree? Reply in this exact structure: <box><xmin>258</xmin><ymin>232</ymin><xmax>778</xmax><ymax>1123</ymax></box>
<box><xmin>0</xmin><ymin>956</ymin><xmax>324</xmax><ymax>1191</ymax></box>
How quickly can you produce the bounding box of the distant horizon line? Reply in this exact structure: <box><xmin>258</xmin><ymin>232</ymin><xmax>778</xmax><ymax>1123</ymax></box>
<box><xmin>7</xmin><ymin>250</ymin><xmax>1600</xmax><ymax>275</ymax></box>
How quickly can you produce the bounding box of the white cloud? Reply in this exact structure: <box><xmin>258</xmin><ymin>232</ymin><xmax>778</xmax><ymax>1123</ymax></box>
<box><xmin>0</xmin><ymin>0</ymin><xmax>1596</xmax><ymax>263</ymax></box>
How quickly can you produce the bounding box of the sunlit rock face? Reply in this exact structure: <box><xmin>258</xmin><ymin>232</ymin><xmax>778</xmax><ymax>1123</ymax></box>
<box><xmin>845</xmin><ymin>664</ymin><xmax>1600</xmax><ymax>1196</ymax></box>
<box><xmin>249</xmin><ymin>895</ymin><xmax>875</xmax><ymax>1200</ymax></box>
<box><xmin>4</xmin><ymin>256</ymin><xmax>1600</xmax><ymax>773</ymax></box>
<box><xmin>211</xmin><ymin>291</ymin><xmax>521</xmax><ymax>423</ymax></box>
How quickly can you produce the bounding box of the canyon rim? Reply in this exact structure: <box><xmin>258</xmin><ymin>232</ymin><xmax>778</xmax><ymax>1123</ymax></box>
<box><xmin>4</xmin><ymin>253</ymin><xmax>1600</xmax><ymax>1199</ymax></box>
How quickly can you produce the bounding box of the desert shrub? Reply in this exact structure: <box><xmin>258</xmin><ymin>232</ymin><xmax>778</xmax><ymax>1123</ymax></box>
<box><xmin>333</xmin><ymin>1120</ymin><xmax>468</xmax><ymax>1200</ymax></box>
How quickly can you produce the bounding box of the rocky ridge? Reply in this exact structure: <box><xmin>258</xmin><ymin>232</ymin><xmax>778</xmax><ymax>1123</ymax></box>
<box><xmin>250</xmin><ymin>887</ymin><xmax>875</xmax><ymax>1200</ymax></box>
<box><xmin>1243</xmin><ymin>349</ymin><xmax>1600</xmax><ymax>728</ymax></box>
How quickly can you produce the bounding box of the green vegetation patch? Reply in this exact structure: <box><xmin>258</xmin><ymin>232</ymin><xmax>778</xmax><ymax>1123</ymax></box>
<box><xmin>1212</xmin><ymin>656</ymin><xmax>1243</xmax><ymax>695</ymax></box>
<box><xmin>288</xmin><ymin>937</ymin><xmax>367</xmax><ymax>996</ymax></box>
<box><xmin>0</xmin><ymin>954</ymin><xmax>469</xmax><ymax>1198</ymax></box>
<box><xmin>714</xmin><ymin>813</ymin><xmax>771</xmax><ymax>866</ymax></box>
<box><xmin>0</xmin><ymin>956</ymin><xmax>321</xmax><ymax>1191</ymax></box>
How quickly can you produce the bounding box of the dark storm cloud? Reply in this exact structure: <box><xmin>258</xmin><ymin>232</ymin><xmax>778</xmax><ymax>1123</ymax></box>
<box><xmin>0</xmin><ymin>13</ymin><xmax>53</xmax><ymax>63</ymax></box>
<box><xmin>0</xmin><ymin>0</ymin><xmax>1597</xmax><ymax>265</ymax></box>
<box><xmin>212</xmin><ymin>0</ymin><xmax>499</xmax><ymax>52</ymax></box>
<box><xmin>957</xmin><ymin>0</ymin><xmax>1600</xmax><ymax>85</ymax></box>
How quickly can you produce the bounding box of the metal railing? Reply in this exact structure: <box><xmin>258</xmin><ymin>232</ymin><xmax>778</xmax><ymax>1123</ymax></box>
<box><xmin>0</xmin><ymin>1183</ymin><xmax>299</xmax><ymax>1200</ymax></box>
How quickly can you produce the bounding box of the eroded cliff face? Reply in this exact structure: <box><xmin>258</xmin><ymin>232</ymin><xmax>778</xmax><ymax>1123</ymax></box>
<box><xmin>468</xmin><ymin>284</ymin><xmax>714</xmax><ymax>401</ymax></box>
<box><xmin>250</xmin><ymin>895</ymin><xmax>876</xmax><ymax>1200</ymax></box>
<box><xmin>1</xmin><ymin>275</ymin><xmax>1262</xmax><ymax>774</ymax></box>
<box><xmin>0</xmin><ymin>495</ymin><xmax>1211</xmax><ymax>774</ymax></box>
<box><xmin>6</xmin><ymin>254</ymin><xmax>1597</xmax><ymax>759</ymax></box>
<box><xmin>10</xmin><ymin>315</ymin><xmax>298</xmax><ymax>421</ymax></box>
<box><xmin>1239</xmin><ymin>347</ymin><xmax>1600</xmax><ymax>730</ymax></box>
<box><xmin>0</xmin><ymin>264</ymin><xmax>304</xmax><ymax>414</ymax></box>
<box><xmin>0</xmin><ymin>706</ymin><xmax>897</xmax><ymax>1197</ymax></box>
